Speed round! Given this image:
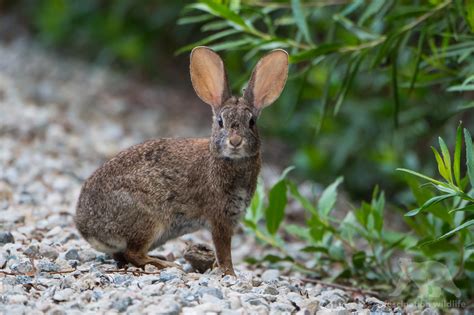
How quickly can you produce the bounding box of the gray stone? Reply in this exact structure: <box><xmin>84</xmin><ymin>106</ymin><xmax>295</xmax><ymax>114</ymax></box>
<box><xmin>24</xmin><ymin>245</ymin><xmax>39</xmax><ymax>257</ymax></box>
<box><xmin>261</xmin><ymin>269</ymin><xmax>279</xmax><ymax>283</ymax></box>
<box><xmin>155</xmin><ymin>298</ymin><xmax>181</xmax><ymax>315</ymax></box>
<box><xmin>0</xmin><ymin>254</ymin><xmax>7</xmax><ymax>268</ymax></box>
<box><xmin>252</xmin><ymin>277</ymin><xmax>263</xmax><ymax>287</ymax></box>
<box><xmin>37</xmin><ymin>259</ymin><xmax>60</xmax><ymax>272</ymax></box>
<box><xmin>53</xmin><ymin>288</ymin><xmax>75</xmax><ymax>302</ymax></box>
<box><xmin>242</xmin><ymin>293</ymin><xmax>268</xmax><ymax>307</ymax></box>
<box><xmin>15</xmin><ymin>275</ymin><xmax>33</xmax><ymax>285</ymax></box>
<box><xmin>8</xmin><ymin>294</ymin><xmax>28</xmax><ymax>304</ymax></box>
<box><xmin>0</xmin><ymin>232</ymin><xmax>14</xmax><ymax>245</ymax></box>
<box><xmin>0</xmin><ymin>211</ymin><xmax>25</xmax><ymax>225</ymax></box>
<box><xmin>317</xmin><ymin>289</ymin><xmax>348</xmax><ymax>308</ymax></box>
<box><xmin>270</xmin><ymin>302</ymin><xmax>295</xmax><ymax>313</ymax></box>
<box><xmin>111</xmin><ymin>297</ymin><xmax>133</xmax><ymax>313</ymax></box>
<box><xmin>160</xmin><ymin>270</ymin><xmax>179</xmax><ymax>282</ymax></box>
<box><xmin>263</xmin><ymin>285</ymin><xmax>279</xmax><ymax>295</ymax></box>
<box><xmin>365</xmin><ymin>296</ymin><xmax>384</xmax><ymax>305</ymax></box>
<box><xmin>113</xmin><ymin>275</ymin><xmax>133</xmax><ymax>286</ymax></box>
<box><xmin>221</xmin><ymin>274</ymin><xmax>237</xmax><ymax>286</ymax></box>
<box><xmin>39</xmin><ymin>245</ymin><xmax>59</xmax><ymax>260</ymax></box>
<box><xmin>197</xmin><ymin>286</ymin><xmax>224</xmax><ymax>299</ymax></box>
<box><xmin>64</xmin><ymin>249</ymin><xmax>80</xmax><ymax>261</ymax></box>
<box><xmin>317</xmin><ymin>307</ymin><xmax>350</xmax><ymax>315</ymax></box>
<box><xmin>198</xmin><ymin>276</ymin><xmax>210</xmax><ymax>286</ymax></box>
<box><xmin>10</xmin><ymin>260</ymin><xmax>34</xmax><ymax>274</ymax></box>
<box><xmin>79</xmin><ymin>250</ymin><xmax>97</xmax><ymax>262</ymax></box>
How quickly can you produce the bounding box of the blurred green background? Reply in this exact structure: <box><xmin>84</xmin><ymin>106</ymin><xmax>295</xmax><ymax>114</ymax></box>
<box><xmin>2</xmin><ymin>0</ymin><xmax>473</xmax><ymax>202</ymax></box>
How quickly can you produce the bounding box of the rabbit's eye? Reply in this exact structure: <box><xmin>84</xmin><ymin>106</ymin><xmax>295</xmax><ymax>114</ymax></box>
<box><xmin>217</xmin><ymin>117</ymin><xmax>224</xmax><ymax>128</ymax></box>
<box><xmin>249</xmin><ymin>118</ymin><xmax>255</xmax><ymax>127</ymax></box>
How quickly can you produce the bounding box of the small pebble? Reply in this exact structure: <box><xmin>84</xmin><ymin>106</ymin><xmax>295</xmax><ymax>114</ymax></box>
<box><xmin>261</xmin><ymin>269</ymin><xmax>280</xmax><ymax>283</ymax></box>
<box><xmin>0</xmin><ymin>231</ymin><xmax>15</xmax><ymax>245</ymax></box>
<box><xmin>65</xmin><ymin>249</ymin><xmax>80</xmax><ymax>261</ymax></box>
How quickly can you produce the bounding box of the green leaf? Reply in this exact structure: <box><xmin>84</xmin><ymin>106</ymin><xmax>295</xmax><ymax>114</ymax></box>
<box><xmin>289</xmin><ymin>44</ymin><xmax>343</xmax><ymax>63</ymax></box>
<box><xmin>334</xmin><ymin>54</ymin><xmax>364</xmax><ymax>114</ymax></box>
<box><xmin>464</xmin><ymin>128</ymin><xmax>474</xmax><ymax>189</ymax></box>
<box><xmin>465</xmin><ymin>0</ymin><xmax>474</xmax><ymax>32</ymax></box>
<box><xmin>359</xmin><ymin>0</ymin><xmax>385</xmax><ymax>25</ymax></box>
<box><xmin>187</xmin><ymin>0</ymin><xmax>259</xmax><ymax>35</ymax></box>
<box><xmin>175</xmin><ymin>29</ymin><xmax>240</xmax><ymax>54</ymax></box>
<box><xmin>454</xmin><ymin>123</ymin><xmax>463</xmax><ymax>187</ymax></box>
<box><xmin>210</xmin><ymin>38</ymin><xmax>255</xmax><ymax>51</ymax></box>
<box><xmin>279</xmin><ymin>166</ymin><xmax>296</xmax><ymax>181</ymax></box>
<box><xmin>438</xmin><ymin>137</ymin><xmax>453</xmax><ymax>183</ymax></box>
<box><xmin>285</xmin><ymin>224</ymin><xmax>310</xmax><ymax>241</ymax></box>
<box><xmin>449</xmin><ymin>204</ymin><xmax>474</xmax><ymax>213</ymax></box>
<box><xmin>261</xmin><ymin>254</ymin><xmax>294</xmax><ymax>263</ymax></box>
<box><xmin>177</xmin><ymin>14</ymin><xmax>213</xmax><ymax>25</ymax></box>
<box><xmin>265</xmin><ymin>179</ymin><xmax>287</xmax><ymax>235</ymax></box>
<box><xmin>430</xmin><ymin>219</ymin><xmax>474</xmax><ymax>244</ymax></box>
<box><xmin>405</xmin><ymin>193</ymin><xmax>456</xmax><ymax>217</ymax></box>
<box><xmin>318</xmin><ymin>177</ymin><xmax>343</xmax><ymax>217</ymax></box>
<box><xmin>432</xmin><ymin>147</ymin><xmax>450</xmax><ymax>182</ymax></box>
<box><xmin>309</xmin><ymin>225</ymin><xmax>325</xmax><ymax>242</ymax></box>
<box><xmin>352</xmin><ymin>251</ymin><xmax>366</xmax><ymax>269</ymax></box>
<box><xmin>391</xmin><ymin>45</ymin><xmax>400</xmax><ymax>127</ymax></box>
<box><xmin>409</xmin><ymin>29</ymin><xmax>425</xmax><ymax>93</ymax></box>
<box><xmin>287</xmin><ymin>181</ymin><xmax>317</xmax><ymax>215</ymax></box>
<box><xmin>301</xmin><ymin>246</ymin><xmax>329</xmax><ymax>254</ymax></box>
<box><xmin>291</xmin><ymin>0</ymin><xmax>312</xmax><ymax>44</ymax></box>
<box><xmin>334</xmin><ymin>14</ymin><xmax>380</xmax><ymax>41</ymax></box>
<box><xmin>397</xmin><ymin>168</ymin><xmax>445</xmax><ymax>186</ymax></box>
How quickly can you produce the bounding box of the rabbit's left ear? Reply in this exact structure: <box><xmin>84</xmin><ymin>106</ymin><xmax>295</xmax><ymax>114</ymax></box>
<box><xmin>244</xmin><ymin>49</ymin><xmax>288</xmax><ymax>110</ymax></box>
<box><xmin>190</xmin><ymin>46</ymin><xmax>231</xmax><ymax>109</ymax></box>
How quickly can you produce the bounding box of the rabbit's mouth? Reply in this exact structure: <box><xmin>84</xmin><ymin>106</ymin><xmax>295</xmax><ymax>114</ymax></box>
<box><xmin>222</xmin><ymin>143</ymin><xmax>252</xmax><ymax>159</ymax></box>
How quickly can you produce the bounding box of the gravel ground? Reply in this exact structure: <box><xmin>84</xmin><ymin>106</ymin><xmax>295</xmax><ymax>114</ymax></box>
<box><xmin>0</xmin><ymin>39</ymin><xmax>416</xmax><ymax>314</ymax></box>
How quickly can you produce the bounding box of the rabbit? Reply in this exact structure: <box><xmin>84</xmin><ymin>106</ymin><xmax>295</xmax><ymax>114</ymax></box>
<box><xmin>75</xmin><ymin>46</ymin><xmax>288</xmax><ymax>276</ymax></box>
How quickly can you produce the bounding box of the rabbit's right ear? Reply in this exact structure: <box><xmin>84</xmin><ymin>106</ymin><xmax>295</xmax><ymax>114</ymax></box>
<box><xmin>190</xmin><ymin>46</ymin><xmax>231</xmax><ymax>108</ymax></box>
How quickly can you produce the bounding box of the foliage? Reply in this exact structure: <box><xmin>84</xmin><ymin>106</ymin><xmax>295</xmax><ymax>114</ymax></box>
<box><xmin>4</xmin><ymin>0</ymin><xmax>190</xmax><ymax>71</ymax></box>
<box><xmin>4</xmin><ymin>0</ymin><xmax>473</xmax><ymax>199</ymax></box>
<box><xmin>245</xmin><ymin>124</ymin><xmax>473</xmax><ymax>300</ymax></box>
<box><xmin>180</xmin><ymin>0</ymin><xmax>474</xmax><ymax>197</ymax></box>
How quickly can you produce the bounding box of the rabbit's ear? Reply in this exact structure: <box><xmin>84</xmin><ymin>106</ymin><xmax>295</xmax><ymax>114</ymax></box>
<box><xmin>190</xmin><ymin>46</ymin><xmax>231</xmax><ymax>108</ymax></box>
<box><xmin>244</xmin><ymin>49</ymin><xmax>288</xmax><ymax>110</ymax></box>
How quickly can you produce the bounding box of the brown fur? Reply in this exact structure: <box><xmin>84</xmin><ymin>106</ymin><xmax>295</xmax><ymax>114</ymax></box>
<box><xmin>75</xmin><ymin>47</ymin><xmax>288</xmax><ymax>275</ymax></box>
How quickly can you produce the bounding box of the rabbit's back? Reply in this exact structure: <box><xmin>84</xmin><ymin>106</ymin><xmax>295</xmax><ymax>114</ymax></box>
<box><xmin>75</xmin><ymin>138</ymin><xmax>212</xmax><ymax>253</ymax></box>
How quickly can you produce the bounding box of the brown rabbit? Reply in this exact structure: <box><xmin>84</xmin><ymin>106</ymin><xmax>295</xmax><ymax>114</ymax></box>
<box><xmin>75</xmin><ymin>47</ymin><xmax>288</xmax><ymax>276</ymax></box>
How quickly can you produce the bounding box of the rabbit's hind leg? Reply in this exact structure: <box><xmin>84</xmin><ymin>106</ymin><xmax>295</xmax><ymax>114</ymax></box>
<box><xmin>123</xmin><ymin>249</ymin><xmax>182</xmax><ymax>270</ymax></box>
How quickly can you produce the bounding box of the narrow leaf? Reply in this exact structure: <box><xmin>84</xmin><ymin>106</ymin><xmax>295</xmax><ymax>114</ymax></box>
<box><xmin>318</xmin><ymin>177</ymin><xmax>343</xmax><ymax>217</ymax></box>
<box><xmin>175</xmin><ymin>29</ymin><xmax>239</xmax><ymax>54</ymax></box>
<box><xmin>265</xmin><ymin>180</ymin><xmax>287</xmax><ymax>235</ymax></box>
<box><xmin>464</xmin><ymin>128</ymin><xmax>474</xmax><ymax>189</ymax></box>
<box><xmin>449</xmin><ymin>204</ymin><xmax>474</xmax><ymax>213</ymax></box>
<box><xmin>409</xmin><ymin>29</ymin><xmax>425</xmax><ymax>93</ymax></box>
<box><xmin>291</xmin><ymin>0</ymin><xmax>312</xmax><ymax>44</ymax></box>
<box><xmin>404</xmin><ymin>193</ymin><xmax>456</xmax><ymax>217</ymax></box>
<box><xmin>438</xmin><ymin>137</ymin><xmax>453</xmax><ymax>183</ymax></box>
<box><xmin>432</xmin><ymin>219</ymin><xmax>474</xmax><ymax>243</ymax></box>
<box><xmin>334</xmin><ymin>54</ymin><xmax>363</xmax><ymax>114</ymax></box>
<box><xmin>289</xmin><ymin>44</ymin><xmax>343</xmax><ymax>63</ymax></box>
<box><xmin>392</xmin><ymin>46</ymin><xmax>400</xmax><ymax>127</ymax></box>
<box><xmin>397</xmin><ymin>168</ymin><xmax>445</xmax><ymax>186</ymax></box>
<box><xmin>454</xmin><ymin>123</ymin><xmax>463</xmax><ymax>187</ymax></box>
<box><xmin>432</xmin><ymin>147</ymin><xmax>450</xmax><ymax>182</ymax></box>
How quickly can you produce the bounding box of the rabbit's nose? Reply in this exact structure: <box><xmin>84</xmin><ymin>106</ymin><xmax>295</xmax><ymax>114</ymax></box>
<box><xmin>229</xmin><ymin>134</ymin><xmax>243</xmax><ymax>147</ymax></box>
